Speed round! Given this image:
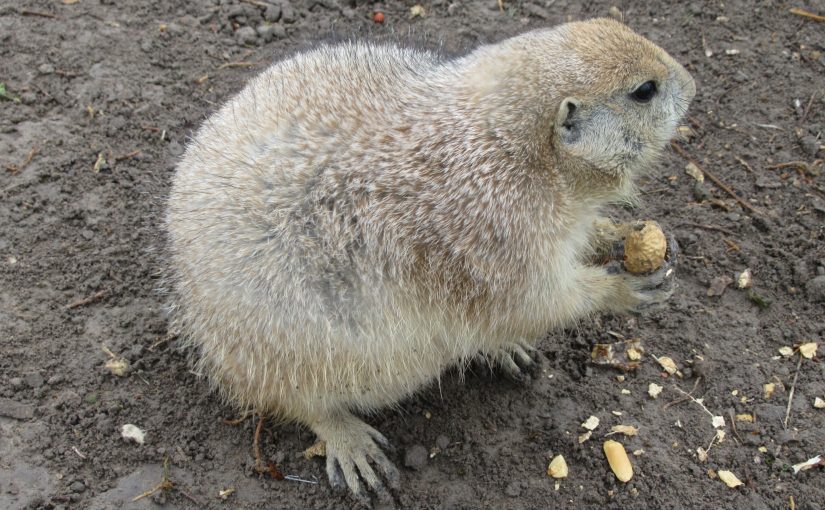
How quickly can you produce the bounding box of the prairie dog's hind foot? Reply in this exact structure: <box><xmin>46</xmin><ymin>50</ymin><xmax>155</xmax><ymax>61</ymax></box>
<box><xmin>480</xmin><ymin>339</ymin><xmax>537</xmax><ymax>381</ymax></box>
<box><xmin>310</xmin><ymin>411</ymin><xmax>400</xmax><ymax>504</ymax></box>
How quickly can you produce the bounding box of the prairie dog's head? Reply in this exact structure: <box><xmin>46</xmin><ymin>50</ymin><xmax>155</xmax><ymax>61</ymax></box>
<box><xmin>463</xmin><ymin>18</ymin><xmax>696</xmax><ymax>201</ymax></box>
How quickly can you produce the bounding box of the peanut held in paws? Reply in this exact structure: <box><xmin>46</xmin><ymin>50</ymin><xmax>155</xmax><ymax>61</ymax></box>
<box><xmin>623</xmin><ymin>221</ymin><xmax>667</xmax><ymax>274</ymax></box>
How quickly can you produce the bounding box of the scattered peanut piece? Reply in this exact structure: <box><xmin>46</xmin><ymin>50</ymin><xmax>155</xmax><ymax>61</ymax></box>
<box><xmin>591</xmin><ymin>338</ymin><xmax>644</xmax><ymax>371</ymax></box>
<box><xmin>609</xmin><ymin>425</ymin><xmax>639</xmax><ymax>437</ymax></box>
<box><xmin>656</xmin><ymin>356</ymin><xmax>678</xmax><ymax>375</ymax></box>
<box><xmin>792</xmin><ymin>455</ymin><xmax>824</xmax><ymax>474</ymax></box>
<box><xmin>218</xmin><ymin>487</ymin><xmax>235</xmax><ymax>500</ymax></box>
<box><xmin>648</xmin><ymin>383</ymin><xmax>663</xmax><ymax>399</ymax></box>
<box><xmin>409</xmin><ymin>4</ymin><xmax>425</xmax><ymax>17</ymax></box>
<box><xmin>736</xmin><ymin>414</ymin><xmax>754</xmax><ymax>423</ymax></box>
<box><xmin>684</xmin><ymin>162</ymin><xmax>704</xmax><ymax>182</ymax></box>
<box><xmin>582</xmin><ymin>416</ymin><xmax>600</xmax><ymax>431</ymax></box>
<box><xmin>711</xmin><ymin>416</ymin><xmax>726</xmax><ymax>429</ymax></box>
<box><xmin>718</xmin><ymin>470</ymin><xmax>743</xmax><ymax>488</ymax></box>
<box><xmin>814</xmin><ymin>397</ymin><xmax>825</xmax><ymax>409</ymax></box>
<box><xmin>105</xmin><ymin>358</ymin><xmax>129</xmax><ymax>377</ymax></box>
<box><xmin>778</xmin><ymin>346</ymin><xmax>794</xmax><ymax>357</ymax></box>
<box><xmin>547</xmin><ymin>455</ymin><xmax>568</xmax><ymax>478</ymax></box>
<box><xmin>578</xmin><ymin>431</ymin><xmax>592</xmax><ymax>443</ymax></box>
<box><xmin>799</xmin><ymin>342</ymin><xmax>818</xmax><ymax>359</ymax></box>
<box><xmin>604</xmin><ymin>440</ymin><xmax>633</xmax><ymax>482</ymax></box>
<box><xmin>303</xmin><ymin>441</ymin><xmax>326</xmax><ymax>459</ymax></box>
<box><xmin>737</xmin><ymin>268</ymin><xmax>752</xmax><ymax>289</ymax></box>
<box><xmin>697</xmin><ymin>447</ymin><xmax>708</xmax><ymax>462</ymax></box>
<box><xmin>763</xmin><ymin>383</ymin><xmax>776</xmax><ymax>400</ymax></box>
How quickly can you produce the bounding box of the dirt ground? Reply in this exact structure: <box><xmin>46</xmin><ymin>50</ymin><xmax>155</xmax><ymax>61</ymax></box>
<box><xmin>1</xmin><ymin>0</ymin><xmax>824</xmax><ymax>508</ymax></box>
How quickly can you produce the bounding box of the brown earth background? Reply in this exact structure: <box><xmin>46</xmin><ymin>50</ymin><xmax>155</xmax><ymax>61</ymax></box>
<box><xmin>1</xmin><ymin>0</ymin><xmax>824</xmax><ymax>509</ymax></box>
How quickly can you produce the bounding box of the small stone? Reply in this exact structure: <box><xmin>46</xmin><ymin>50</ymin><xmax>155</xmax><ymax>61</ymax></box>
<box><xmin>608</xmin><ymin>6</ymin><xmax>623</xmax><ymax>20</ymax></box>
<box><xmin>0</xmin><ymin>397</ymin><xmax>35</xmax><ymax>420</ymax></box>
<box><xmin>403</xmin><ymin>444</ymin><xmax>428</xmax><ymax>470</ymax></box>
<box><xmin>806</xmin><ymin>275</ymin><xmax>825</xmax><ymax>303</ymax></box>
<box><xmin>38</xmin><ymin>63</ymin><xmax>55</xmax><ymax>74</ymax></box>
<box><xmin>257</xmin><ymin>23</ymin><xmax>285</xmax><ymax>42</ymax></box>
<box><xmin>755</xmin><ymin>175</ymin><xmax>781</xmax><ymax>189</ymax></box>
<box><xmin>235</xmin><ymin>26</ymin><xmax>258</xmax><ymax>46</ymax></box>
<box><xmin>435</xmin><ymin>435</ymin><xmax>450</xmax><ymax>450</ymax></box>
<box><xmin>693</xmin><ymin>182</ymin><xmax>710</xmax><ymax>202</ymax></box>
<box><xmin>168</xmin><ymin>141</ymin><xmax>184</xmax><ymax>157</ymax></box>
<box><xmin>707</xmin><ymin>275</ymin><xmax>733</xmax><ymax>297</ymax></box>
<box><xmin>281</xmin><ymin>2</ymin><xmax>296</xmax><ymax>23</ymax></box>
<box><xmin>794</xmin><ymin>261</ymin><xmax>810</xmax><ymax>285</ymax></box>
<box><xmin>522</xmin><ymin>4</ymin><xmax>550</xmax><ymax>19</ymax></box>
<box><xmin>799</xmin><ymin>135</ymin><xmax>820</xmax><ymax>157</ymax></box>
<box><xmin>24</xmin><ymin>372</ymin><xmax>44</xmax><ymax>389</ymax></box>
<box><xmin>9</xmin><ymin>377</ymin><xmax>23</xmax><ymax>389</ymax></box>
<box><xmin>264</xmin><ymin>4</ymin><xmax>282</xmax><ymax>22</ymax></box>
<box><xmin>504</xmin><ymin>481</ymin><xmax>521</xmax><ymax>497</ymax></box>
<box><xmin>70</xmin><ymin>481</ymin><xmax>86</xmax><ymax>493</ymax></box>
<box><xmin>47</xmin><ymin>375</ymin><xmax>64</xmax><ymax>385</ymax></box>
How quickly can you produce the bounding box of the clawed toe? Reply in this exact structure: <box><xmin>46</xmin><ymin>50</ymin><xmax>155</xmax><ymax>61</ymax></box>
<box><xmin>312</xmin><ymin>413</ymin><xmax>399</xmax><ymax>504</ymax></box>
<box><xmin>486</xmin><ymin>339</ymin><xmax>537</xmax><ymax>380</ymax></box>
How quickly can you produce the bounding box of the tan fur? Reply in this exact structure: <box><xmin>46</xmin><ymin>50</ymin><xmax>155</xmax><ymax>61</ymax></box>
<box><xmin>165</xmin><ymin>18</ymin><xmax>695</xmax><ymax>499</ymax></box>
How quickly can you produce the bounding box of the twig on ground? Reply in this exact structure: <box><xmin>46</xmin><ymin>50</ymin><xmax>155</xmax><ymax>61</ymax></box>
<box><xmin>663</xmin><ymin>377</ymin><xmax>702</xmax><ymax>410</ymax></box>
<box><xmin>799</xmin><ymin>92</ymin><xmax>818</xmax><ymax>125</ymax></box>
<box><xmin>114</xmin><ymin>150</ymin><xmax>140</xmax><ymax>162</ymax></box>
<box><xmin>5</xmin><ymin>146</ymin><xmax>38</xmax><ymax>174</ymax></box>
<box><xmin>217</xmin><ymin>61</ymin><xmax>259</xmax><ymax>70</ymax></box>
<box><xmin>148</xmin><ymin>331</ymin><xmax>179</xmax><ymax>351</ymax></box>
<box><xmin>790</xmin><ymin>7</ymin><xmax>825</xmax><ymax>22</ymax></box>
<box><xmin>734</xmin><ymin>156</ymin><xmax>754</xmax><ymax>173</ymax></box>
<box><xmin>67</xmin><ymin>290</ymin><xmax>108</xmax><ymax>309</ymax></box>
<box><xmin>253</xmin><ymin>414</ymin><xmax>266</xmax><ymax>473</ymax></box>
<box><xmin>222</xmin><ymin>412</ymin><xmax>252</xmax><ymax>425</ymax></box>
<box><xmin>132</xmin><ymin>458</ymin><xmax>173</xmax><ymax>502</ymax></box>
<box><xmin>671</xmin><ymin>380</ymin><xmax>716</xmax><ymax>418</ymax></box>
<box><xmin>783</xmin><ymin>355</ymin><xmax>803</xmax><ymax>430</ymax></box>
<box><xmin>21</xmin><ymin>10</ymin><xmax>56</xmax><ymax>18</ymax></box>
<box><xmin>671</xmin><ymin>142</ymin><xmax>765</xmax><ymax>216</ymax></box>
<box><xmin>677</xmin><ymin>222</ymin><xmax>736</xmax><ymax>236</ymax></box>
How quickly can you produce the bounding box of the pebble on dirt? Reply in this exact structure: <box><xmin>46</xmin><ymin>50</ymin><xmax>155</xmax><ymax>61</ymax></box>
<box><xmin>236</xmin><ymin>26</ymin><xmax>258</xmax><ymax>46</ymax></box>
<box><xmin>0</xmin><ymin>397</ymin><xmax>35</xmax><ymax>420</ymax></box>
<box><xmin>806</xmin><ymin>275</ymin><xmax>825</xmax><ymax>303</ymax></box>
<box><xmin>404</xmin><ymin>444</ymin><xmax>428</xmax><ymax>470</ymax></box>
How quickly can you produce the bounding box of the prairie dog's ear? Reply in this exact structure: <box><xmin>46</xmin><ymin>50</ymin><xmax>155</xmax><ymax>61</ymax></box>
<box><xmin>555</xmin><ymin>97</ymin><xmax>581</xmax><ymax>144</ymax></box>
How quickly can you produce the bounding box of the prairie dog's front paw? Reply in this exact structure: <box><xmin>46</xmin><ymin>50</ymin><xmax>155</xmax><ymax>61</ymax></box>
<box><xmin>615</xmin><ymin>231</ymin><xmax>679</xmax><ymax>312</ymax></box>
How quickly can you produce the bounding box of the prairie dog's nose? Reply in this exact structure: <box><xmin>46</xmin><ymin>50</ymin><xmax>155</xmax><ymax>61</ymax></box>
<box><xmin>672</xmin><ymin>61</ymin><xmax>696</xmax><ymax>102</ymax></box>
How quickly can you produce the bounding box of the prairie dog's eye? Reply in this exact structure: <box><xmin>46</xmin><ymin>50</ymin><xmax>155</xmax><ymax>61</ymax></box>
<box><xmin>630</xmin><ymin>81</ymin><xmax>657</xmax><ymax>103</ymax></box>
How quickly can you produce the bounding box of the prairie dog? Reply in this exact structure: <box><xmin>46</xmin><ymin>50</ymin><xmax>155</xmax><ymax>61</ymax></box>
<box><xmin>166</xmin><ymin>18</ymin><xmax>695</xmax><ymax>500</ymax></box>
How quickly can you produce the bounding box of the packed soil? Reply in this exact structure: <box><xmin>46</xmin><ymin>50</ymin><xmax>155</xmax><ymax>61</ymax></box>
<box><xmin>1</xmin><ymin>0</ymin><xmax>824</xmax><ymax>509</ymax></box>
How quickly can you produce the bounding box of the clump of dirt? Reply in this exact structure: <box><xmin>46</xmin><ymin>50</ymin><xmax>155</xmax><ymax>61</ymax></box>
<box><xmin>1</xmin><ymin>1</ymin><xmax>823</xmax><ymax>509</ymax></box>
